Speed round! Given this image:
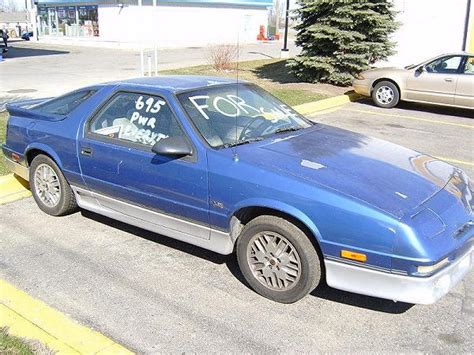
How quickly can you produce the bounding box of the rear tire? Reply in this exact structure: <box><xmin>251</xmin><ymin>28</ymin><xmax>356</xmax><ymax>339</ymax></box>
<box><xmin>372</xmin><ymin>81</ymin><xmax>400</xmax><ymax>108</ymax></box>
<box><xmin>29</xmin><ymin>154</ymin><xmax>78</xmax><ymax>216</ymax></box>
<box><xmin>236</xmin><ymin>215</ymin><xmax>321</xmax><ymax>303</ymax></box>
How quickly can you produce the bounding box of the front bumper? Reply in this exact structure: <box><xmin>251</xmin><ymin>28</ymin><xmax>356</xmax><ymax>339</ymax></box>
<box><xmin>325</xmin><ymin>247</ymin><xmax>473</xmax><ymax>304</ymax></box>
<box><xmin>352</xmin><ymin>78</ymin><xmax>372</xmax><ymax>97</ymax></box>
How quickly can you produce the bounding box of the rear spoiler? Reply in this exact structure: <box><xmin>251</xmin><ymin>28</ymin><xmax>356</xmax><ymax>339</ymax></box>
<box><xmin>6</xmin><ymin>98</ymin><xmax>66</xmax><ymax>122</ymax></box>
<box><xmin>7</xmin><ymin>97</ymin><xmax>54</xmax><ymax>108</ymax></box>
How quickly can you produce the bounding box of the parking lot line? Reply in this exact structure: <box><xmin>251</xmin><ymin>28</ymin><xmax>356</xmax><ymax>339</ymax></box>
<box><xmin>0</xmin><ymin>279</ymin><xmax>133</xmax><ymax>354</ymax></box>
<box><xmin>341</xmin><ymin>108</ymin><xmax>474</xmax><ymax>129</ymax></box>
<box><xmin>435</xmin><ymin>157</ymin><xmax>474</xmax><ymax>167</ymax></box>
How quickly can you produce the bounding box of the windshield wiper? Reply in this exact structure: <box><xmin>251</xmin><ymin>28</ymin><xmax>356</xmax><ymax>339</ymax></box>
<box><xmin>222</xmin><ymin>137</ymin><xmax>264</xmax><ymax>148</ymax></box>
<box><xmin>273</xmin><ymin>127</ymin><xmax>302</xmax><ymax>135</ymax></box>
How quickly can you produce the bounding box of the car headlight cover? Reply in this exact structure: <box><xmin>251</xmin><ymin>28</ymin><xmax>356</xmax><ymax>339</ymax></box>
<box><xmin>354</xmin><ymin>73</ymin><xmax>365</xmax><ymax>80</ymax></box>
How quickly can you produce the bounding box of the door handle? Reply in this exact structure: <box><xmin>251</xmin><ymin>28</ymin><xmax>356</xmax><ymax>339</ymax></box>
<box><xmin>444</xmin><ymin>78</ymin><xmax>453</xmax><ymax>82</ymax></box>
<box><xmin>81</xmin><ymin>147</ymin><xmax>92</xmax><ymax>157</ymax></box>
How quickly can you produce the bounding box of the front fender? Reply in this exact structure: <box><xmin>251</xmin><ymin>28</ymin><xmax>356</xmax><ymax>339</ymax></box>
<box><xmin>370</xmin><ymin>74</ymin><xmax>406</xmax><ymax>97</ymax></box>
<box><xmin>230</xmin><ymin>198</ymin><xmax>323</xmax><ymax>243</ymax></box>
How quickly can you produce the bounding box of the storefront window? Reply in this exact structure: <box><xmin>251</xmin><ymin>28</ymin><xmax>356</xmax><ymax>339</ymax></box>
<box><xmin>37</xmin><ymin>4</ymin><xmax>99</xmax><ymax>38</ymax></box>
<box><xmin>78</xmin><ymin>5</ymin><xmax>99</xmax><ymax>37</ymax></box>
<box><xmin>38</xmin><ymin>6</ymin><xmax>49</xmax><ymax>35</ymax></box>
<box><xmin>48</xmin><ymin>7</ymin><xmax>58</xmax><ymax>36</ymax></box>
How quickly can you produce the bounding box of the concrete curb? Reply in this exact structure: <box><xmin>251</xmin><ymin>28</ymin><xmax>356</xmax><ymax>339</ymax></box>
<box><xmin>293</xmin><ymin>91</ymin><xmax>361</xmax><ymax>115</ymax></box>
<box><xmin>0</xmin><ymin>174</ymin><xmax>31</xmax><ymax>205</ymax></box>
<box><xmin>0</xmin><ymin>279</ymin><xmax>133</xmax><ymax>354</ymax></box>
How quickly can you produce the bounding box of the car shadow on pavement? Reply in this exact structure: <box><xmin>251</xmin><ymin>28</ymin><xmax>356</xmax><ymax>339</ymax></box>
<box><xmin>81</xmin><ymin>209</ymin><xmax>414</xmax><ymax>314</ymax></box>
<box><xmin>310</xmin><ymin>283</ymin><xmax>413</xmax><ymax>314</ymax></box>
<box><xmin>358</xmin><ymin>98</ymin><xmax>473</xmax><ymax>119</ymax></box>
<box><xmin>1</xmin><ymin>45</ymin><xmax>69</xmax><ymax>59</ymax></box>
<box><xmin>80</xmin><ymin>209</ymin><xmax>231</xmax><ymax>265</ymax></box>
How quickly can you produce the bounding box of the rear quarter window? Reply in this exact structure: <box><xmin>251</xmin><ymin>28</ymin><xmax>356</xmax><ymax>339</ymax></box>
<box><xmin>32</xmin><ymin>90</ymin><xmax>96</xmax><ymax>115</ymax></box>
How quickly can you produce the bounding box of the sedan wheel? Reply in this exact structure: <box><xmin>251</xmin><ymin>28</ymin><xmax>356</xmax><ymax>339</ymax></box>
<box><xmin>376</xmin><ymin>86</ymin><xmax>395</xmax><ymax>105</ymax></box>
<box><xmin>372</xmin><ymin>81</ymin><xmax>400</xmax><ymax>108</ymax></box>
<box><xmin>237</xmin><ymin>215</ymin><xmax>321</xmax><ymax>303</ymax></box>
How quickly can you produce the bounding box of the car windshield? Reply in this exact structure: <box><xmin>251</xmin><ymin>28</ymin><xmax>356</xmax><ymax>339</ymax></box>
<box><xmin>178</xmin><ymin>84</ymin><xmax>313</xmax><ymax>148</ymax></box>
<box><xmin>404</xmin><ymin>54</ymin><xmax>445</xmax><ymax>70</ymax></box>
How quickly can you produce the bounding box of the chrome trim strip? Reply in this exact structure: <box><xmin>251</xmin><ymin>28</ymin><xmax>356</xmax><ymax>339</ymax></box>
<box><xmin>71</xmin><ymin>186</ymin><xmax>234</xmax><ymax>255</ymax></box>
<box><xmin>324</xmin><ymin>254</ymin><xmax>408</xmax><ymax>275</ymax></box>
<box><xmin>5</xmin><ymin>157</ymin><xmax>29</xmax><ymax>181</ymax></box>
<box><xmin>325</xmin><ymin>247</ymin><xmax>473</xmax><ymax>304</ymax></box>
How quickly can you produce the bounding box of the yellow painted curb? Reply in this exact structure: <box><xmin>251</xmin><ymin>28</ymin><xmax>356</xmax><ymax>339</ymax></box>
<box><xmin>293</xmin><ymin>91</ymin><xmax>361</xmax><ymax>115</ymax></box>
<box><xmin>0</xmin><ymin>174</ymin><xmax>31</xmax><ymax>205</ymax></box>
<box><xmin>0</xmin><ymin>279</ymin><xmax>134</xmax><ymax>354</ymax></box>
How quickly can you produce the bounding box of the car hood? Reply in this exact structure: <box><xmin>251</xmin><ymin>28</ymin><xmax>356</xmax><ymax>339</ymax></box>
<box><xmin>236</xmin><ymin>125</ymin><xmax>457</xmax><ymax>219</ymax></box>
<box><xmin>362</xmin><ymin>67</ymin><xmax>409</xmax><ymax>78</ymax></box>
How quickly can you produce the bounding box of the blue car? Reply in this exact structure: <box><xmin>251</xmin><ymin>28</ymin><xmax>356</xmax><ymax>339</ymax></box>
<box><xmin>3</xmin><ymin>76</ymin><xmax>473</xmax><ymax>304</ymax></box>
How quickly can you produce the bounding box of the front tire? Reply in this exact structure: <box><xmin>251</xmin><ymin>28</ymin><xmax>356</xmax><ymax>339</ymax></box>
<box><xmin>29</xmin><ymin>154</ymin><xmax>78</xmax><ymax>216</ymax></box>
<box><xmin>372</xmin><ymin>81</ymin><xmax>400</xmax><ymax>108</ymax></box>
<box><xmin>236</xmin><ymin>215</ymin><xmax>321</xmax><ymax>303</ymax></box>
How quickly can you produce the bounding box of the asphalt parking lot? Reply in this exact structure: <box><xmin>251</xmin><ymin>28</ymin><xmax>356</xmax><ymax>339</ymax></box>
<box><xmin>313</xmin><ymin>99</ymin><xmax>474</xmax><ymax>177</ymax></box>
<box><xmin>0</xmin><ymin>39</ymin><xmax>298</xmax><ymax>107</ymax></box>
<box><xmin>0</xmin><ymin>100</ymin><xmax>473</xmax><ymax>353</ymax></box>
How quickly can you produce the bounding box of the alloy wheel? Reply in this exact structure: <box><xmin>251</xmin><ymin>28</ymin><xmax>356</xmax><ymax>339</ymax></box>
<box><xmin>34</xmin><ymin>163</ymin><xmax>61</xmax><ymax>208</ymax></box>
<box><xmin>247</xmin><ymin>232</ymin><xmax>302</xmax><ymax>291</ymax></box>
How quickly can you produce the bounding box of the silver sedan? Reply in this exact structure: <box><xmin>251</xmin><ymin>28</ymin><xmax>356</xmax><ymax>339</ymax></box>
<box><xmin>352</xmin><ymin>53</ymin><xmax>474</xmax><ymax>109</ymax></box>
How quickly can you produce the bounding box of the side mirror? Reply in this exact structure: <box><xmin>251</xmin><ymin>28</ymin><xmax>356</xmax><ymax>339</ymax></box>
<box><xmin>416</xmin><ymin>66</ymin><xmax>426</xmax><ymax>74</ymax></box>
<box><xmin>151</xmin><ymin>136</ymin><xmax>192</xmax><ymax>157</ymax></box>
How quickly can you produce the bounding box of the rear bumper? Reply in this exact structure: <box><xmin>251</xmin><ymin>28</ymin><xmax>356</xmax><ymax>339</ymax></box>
<box><xmin>4</xmin><ymin>157</ymin><xmax>29</xmax><ymax>181</ymax></box>
<box><xmin>325</xmin><ymin>246</ymin><xmax>473</xmax><ymax>304</ymax></box>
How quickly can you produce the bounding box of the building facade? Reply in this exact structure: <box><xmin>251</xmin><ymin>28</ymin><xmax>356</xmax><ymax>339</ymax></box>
<box><xmin>32</xmin><ymin>0</ymin><xmax>273</xmax><ymax>47</ymax></box>
<box><xmin>0</xmin><ymin>11</ymin><xmax>31</xmax><ymax>37</ymax></box>
<box><xmin>387</xmin><ymin>0</ymin><xmax>473</xmax><ymax>66</ymax></box>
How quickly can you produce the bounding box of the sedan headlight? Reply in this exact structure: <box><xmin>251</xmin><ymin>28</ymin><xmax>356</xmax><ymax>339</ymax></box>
<box><xmin>354</xmin><ymin>73</ymin><xmax>365</xmax><ymax>80</ymax></box>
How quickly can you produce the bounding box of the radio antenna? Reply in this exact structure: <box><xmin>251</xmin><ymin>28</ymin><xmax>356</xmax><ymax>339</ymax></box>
<box><xmin>235</xmin><ymin>28</ymin><xmax>240</xmax><ymax>146</ymax></box>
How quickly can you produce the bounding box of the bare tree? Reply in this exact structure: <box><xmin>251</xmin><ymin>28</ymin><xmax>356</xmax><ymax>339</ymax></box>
<box><xmin>0</xmin><ymin>0</ymin><xmax>22</xmax><ymax>12</ymax></box>
<box><xmin>208</xmin><ymin>45</ymin><xmax>240</xmax><ymax>71</ymax></box>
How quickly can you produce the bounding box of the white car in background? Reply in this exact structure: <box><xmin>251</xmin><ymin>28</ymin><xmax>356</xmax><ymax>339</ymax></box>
<box><xmin>352</xmin><ymin>53</ymin><xmax>474</xmax><ymax>109</ymax></box>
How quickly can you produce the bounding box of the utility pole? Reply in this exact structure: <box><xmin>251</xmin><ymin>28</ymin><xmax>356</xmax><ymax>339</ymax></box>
<box><xmin>280</xmin><ymin>0</ymin><xmax>290</xmax><ymax>58</ymax></box>
<box><xmin>462</xmin><ymin>0</ymin><xmax>471</xmax><ymax>51</ymax></box>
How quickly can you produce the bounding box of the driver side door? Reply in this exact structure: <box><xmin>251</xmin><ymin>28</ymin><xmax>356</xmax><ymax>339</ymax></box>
<box><xmin>405</xmin><ymin>55</ymin><xmax>463</xmax><ymax>105</ymax></box>
<box><xmin>78</xmin><ymin>90</ymin><xmax>211</xmax><ymax>239</ymax></box>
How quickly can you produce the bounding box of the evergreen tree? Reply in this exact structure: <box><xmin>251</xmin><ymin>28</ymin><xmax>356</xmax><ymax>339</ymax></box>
<box><xmin>288</xmin><ymin>0</ymin><xmax>399</xmax><ymax>85</ymax></box>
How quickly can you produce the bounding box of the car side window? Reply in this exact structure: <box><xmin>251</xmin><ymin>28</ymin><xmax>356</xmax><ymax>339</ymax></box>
<box><xmin>33</xmin><ymin>90</ymin><xmax>96</xmax><ymax>115</ymax></box>
<box><xmin>425</xmin><ymin>56</ymin><xmax>463</xmax><ymax>74</ymax></box>
<box><xmin>463</xmin><ymin>57</ymin><xmax>474</xmax><ymax>75</ymax></box>
<box><xmin>89</xmin><ymin>92</ymin><xmax>184</xmax><ymax>147</ymax></box>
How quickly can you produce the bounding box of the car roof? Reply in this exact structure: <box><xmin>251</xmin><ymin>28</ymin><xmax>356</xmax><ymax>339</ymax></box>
<box><xmin>439</xmin><ymin>52</ymin><xmax>474</xmax><ymax>56</ymax></box>
<box><xmin>108</xmin><ymin>75</ymin><xmax>245</xmax><ymax>93</ymax></box>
